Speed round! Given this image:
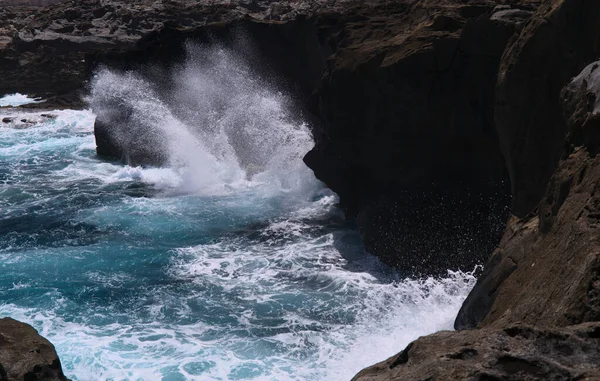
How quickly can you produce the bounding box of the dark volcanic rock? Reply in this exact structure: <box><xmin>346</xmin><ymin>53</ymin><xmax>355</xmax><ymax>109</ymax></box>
<box><xmin>495</xmin><ymin>0</ymin><xmax>600</xmax><ymax>217</ymax></box>
<box><xmin>306</xmin><ymin>1</ymin><xmax>537</xmax><ymax>275</ymax></box>
<box><xmin>0</xmin><ymin>318</ymin><xmax>69</xmax><ymax>381</ymax></box>
<box><xmin>90</xmin><ymin>74</ymin><xmax>169</xmax><ymax>166</ymax></box>
<box><xmin>352</xmin><ymin>322</ymin><xmax>600</xmax><ymax>381</ymax></box>
<box><xmin>456</xmin><ymin>59</ymin><xmax>600</xmax><ymax>330</ymax></box>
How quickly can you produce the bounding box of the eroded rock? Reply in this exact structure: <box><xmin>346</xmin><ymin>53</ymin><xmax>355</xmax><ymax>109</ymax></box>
<box><xmin>306</xmin><ymin>1</ymin><xmax>537</xmax><ymax>275</ymax></box>
<box><xmin>495</xmin><ymin>0</ymin><xmax>600</xmax><ymax>217</ymax></box>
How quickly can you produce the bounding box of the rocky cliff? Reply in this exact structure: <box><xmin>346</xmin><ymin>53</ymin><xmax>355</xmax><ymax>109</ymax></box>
<box><xmin>355</xmin><ymin>0</ymin><xmax>600</xmax><ymax>379</ymax></box>
<box><xmin>3</xmin><ymin>0</ymin><xmax>600</xmax><ymax>380</ymax></box>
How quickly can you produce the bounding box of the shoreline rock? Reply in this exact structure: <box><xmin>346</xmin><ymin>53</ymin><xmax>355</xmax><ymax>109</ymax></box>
<box><xmin>0</xmin><ymin>318</ymin><xmax>69</xmax><ymax>381</ymax></box>
<box><xmin>357</xmin><ymin>0</ymin><xmax>600</xmax><ymax>378</ymax></box>
<box><xmin>352</xmin><ymin>322</ymin><xmax>600</xmax><ymax>381</ymax></box>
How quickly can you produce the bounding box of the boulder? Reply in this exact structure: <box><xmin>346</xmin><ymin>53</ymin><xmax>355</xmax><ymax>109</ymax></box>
<box><xmin>0</xmin><ymin>318</ymin><xmax>69</xmax><ymax>381</ymax></box>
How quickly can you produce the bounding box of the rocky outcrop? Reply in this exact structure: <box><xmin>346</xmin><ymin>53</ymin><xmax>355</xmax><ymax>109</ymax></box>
<box><xmin>352</xmin><ymin>322</ymin><xmax>600</xmax><ymax>381</ymax></box>
<box><xmin>0</xmin><ymin>0</ymin><xmax>333</xmax><ymax>108</ymax></box>
<box><xmin>455</xmin><ymin>58</ymin><xmax>600</xmax><ymax>331</ymax></box>
<box><xmin>0</xmin><ymin>318</ymin><xmax>69</xmax><ymax>381</ymax></box>
<box><xmin>354</xmin><ymin>0</ymin><xmax>600</xmax><ymax>379</ymax></box>
<box><xmin>456</xmin><ymin>0</ymin><xmax>600</xmax><ymax>330</ymax></box>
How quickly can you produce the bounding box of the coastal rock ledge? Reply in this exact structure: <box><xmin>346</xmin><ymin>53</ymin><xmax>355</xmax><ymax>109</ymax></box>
<box><xmin>352</xmin><ymin>323</ymin><xmax>600</xmax><ymax>381</ymax></box>
<box><xmin>0</xmin><ymin>318</ymin><xmax>69</xmax><ymax>381</ymax></box>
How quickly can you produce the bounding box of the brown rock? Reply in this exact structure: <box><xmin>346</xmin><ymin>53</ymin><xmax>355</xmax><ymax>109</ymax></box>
<box><xmin>456</xmin><ymin>59</ymin><xmax>600</xmax><ymax>330</ymax></box>
<box><xmin>352</xmin><ymin>322</ymin><xmax>600</xmax><ymax>381</ymax></box>
<box><xmin>0</xmin><ymin>318</ymin><xmax>69</xmax><ymax>381</ymax></box>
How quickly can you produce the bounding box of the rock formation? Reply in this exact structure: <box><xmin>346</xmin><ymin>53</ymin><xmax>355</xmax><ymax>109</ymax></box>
<box><xmin>305</xmin><ymin>0</ymin><xmax>538</xmax><ymax>275</ymax></box>
<box><xmin>356</xmin><ymin>0</ymin><xmax>600</xmax><ymax>379</ymax></box>
<box><xmin>456</xmin><ymin>0</ymin><xmax>600</xmax><ymax>331</ymax></box>
<box><xmin>0</xmin><ymin>318</ymin><xmax>69</xmax><ymax>381</ymax></box>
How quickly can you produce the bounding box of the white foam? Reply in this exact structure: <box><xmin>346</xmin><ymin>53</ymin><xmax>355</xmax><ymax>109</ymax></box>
<box><xmin>88</xmin><ymin>44</ymin><xmax>318</xmax><ymax>199</ymax></box>
<box><xmin>0</xmin><ymin>93</ymin><xmax>43</xmax><ymax>107</ymax></box>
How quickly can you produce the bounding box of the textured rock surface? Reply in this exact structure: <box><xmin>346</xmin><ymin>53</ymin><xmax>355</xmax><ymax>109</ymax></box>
<box><xmin>456</xmin><ymin>58</ymin><xmax>600</xmax><ymax>331</ymax></box>
<box><xmin>495</xmin><ymin>0</ymin><xmax>600</xmax><ymax>217</ymax></box>
<box><xmin>0</xmin><ymin>0</ymin><xmax>332</xmax><ymax>107</ymax></box>
<box><xmin>354</xmin><ymin>1</ymin><xmax>600</xmax><ymax>379</ymax></box>
<box><xmin>352</xmin><ymin>322</ymin><xmax>600</xmax><ymax>381</ymax></box>
<box><xmin>0</xmin><ymin>318</ymin><xmax>69</xmax><ymax>381</ymax></box>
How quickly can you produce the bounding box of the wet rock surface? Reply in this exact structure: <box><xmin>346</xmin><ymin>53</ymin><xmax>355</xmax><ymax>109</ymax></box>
<box><xmin>0</xmin><ymin>318</ymin><xmax>69</xmax><ymax>381</ymax></box>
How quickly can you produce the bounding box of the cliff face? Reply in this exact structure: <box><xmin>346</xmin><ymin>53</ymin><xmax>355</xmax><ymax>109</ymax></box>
<box><xmin>305</xmin><ymin>0</ymin><xmax>538</xmax><ymax>275</ymax></box>
<box><xmin>457</xmin><ymin>0</ymin><xmax>600</xmax><ymax>331</ymax></box>
<box><xmin>355</xmin><ymin>0</ymin><xmax>600</xmax><ymax>379</ymax></box>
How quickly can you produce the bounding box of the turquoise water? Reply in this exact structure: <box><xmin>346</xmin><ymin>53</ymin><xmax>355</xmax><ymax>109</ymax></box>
<box><xmin>0</xmin><ymin>53</ymin><xmax>475</xmax><ymax>381</ymax></box>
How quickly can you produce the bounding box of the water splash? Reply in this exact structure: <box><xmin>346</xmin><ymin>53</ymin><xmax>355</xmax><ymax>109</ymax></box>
<box><xmin>89</xmin><ymin>44</ymin><xmax>316</xmax><ymax>197</ymax></box>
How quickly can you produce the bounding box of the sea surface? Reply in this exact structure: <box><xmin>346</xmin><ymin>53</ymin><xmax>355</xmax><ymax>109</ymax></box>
<box><xmin>0</xmin><ymin>46</ymin><xmax>475</xmax><ymax>381</ymax></box>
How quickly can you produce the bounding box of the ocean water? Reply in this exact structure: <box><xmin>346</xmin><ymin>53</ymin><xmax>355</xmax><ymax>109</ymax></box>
<box><xmin>0</xmin><ymin>46</ymin><xmax>476</xmax><ymax>381</ymax></box>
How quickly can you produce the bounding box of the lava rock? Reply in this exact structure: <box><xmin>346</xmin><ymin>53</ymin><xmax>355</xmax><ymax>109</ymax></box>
<box><xmin>306</xmin><ymin>1</ymin><xmax>535</xmax><ymax>275</ymax></box>
<box><xmin>0</xmin><ymin>318</ymin><xmax>69</xmax><ymax>381</ymax></box>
